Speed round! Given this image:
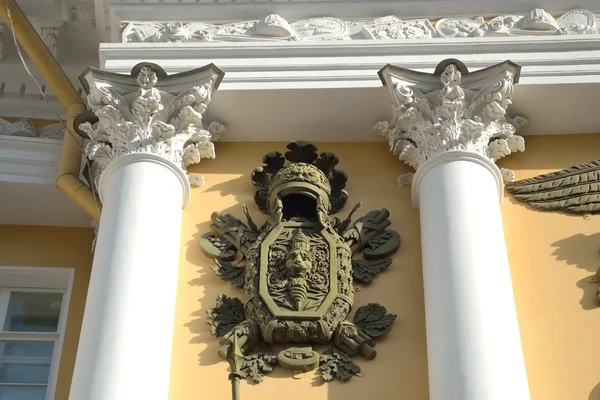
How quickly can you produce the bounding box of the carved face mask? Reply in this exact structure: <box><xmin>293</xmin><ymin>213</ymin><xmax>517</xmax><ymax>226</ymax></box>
<box><xmin>285</xmin><ymin>249</ymin><xmax>313</xmax><ymax>278</ymax></box>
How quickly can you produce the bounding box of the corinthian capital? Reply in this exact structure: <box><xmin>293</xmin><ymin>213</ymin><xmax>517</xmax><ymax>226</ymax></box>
<box><xmin>77</xmin><ymin>62</ymin><xmax>225</xmax><ymax>189</ymax></box>
<box><xmin>376</xmin><ymin>59</ymin><xmax>526</xmax><ymax>186</ymax></box>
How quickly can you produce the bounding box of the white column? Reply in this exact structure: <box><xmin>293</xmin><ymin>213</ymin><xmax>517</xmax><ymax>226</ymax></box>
<box><xmin>377</xmin><ymin>59</ymin><xmax>530</xmax><ymax>400</ymax></box>
<box><xmin>68</xmin><ymin>63</ymin><xmax>224</xmax><ymax>399</ymax></box>
<box><xmin>413</xmin><ymin>151</ymin><xmax>529</xmax><ymax>400</ymax></box>
<box><xmin>69</xmin><ymin>153</ymin><xmax>189</xmax><ymax>400</ymax></box>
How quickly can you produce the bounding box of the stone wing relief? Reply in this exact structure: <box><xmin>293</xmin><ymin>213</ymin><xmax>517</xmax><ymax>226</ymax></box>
<box><xmin>199</xmin><ymin>141</ymin><xmax>400</xmax><ymax>396</ymax></box>
<box><xmin>123</xmin><ymin>9</ymin><xmax>598</xmax><ymax>43</ymax></box>
<box><xmin>506</xmin><ymin>161</ymin><xmax>600</xmax><ymax>304</ymax></box>
<box><xmin>506</xmin><ymin>160</ymin><xmax>600</xmax><ymax>214</ymax></box>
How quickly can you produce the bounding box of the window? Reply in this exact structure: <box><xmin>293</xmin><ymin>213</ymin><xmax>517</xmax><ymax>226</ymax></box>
<box><xmin>0</xmin><ymin>268</ymin><xmax>73</xmax><ymax>400</ymax></box>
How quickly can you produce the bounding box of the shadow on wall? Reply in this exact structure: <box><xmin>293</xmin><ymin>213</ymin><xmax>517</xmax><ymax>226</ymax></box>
<box><xmin>183</xmin><ymin>203</ymin><xmax>264</xmax><ymax>368</ymax></box>
<box><xmin>590</xmin><ymin>382</ymin><xmax>600</xmax><ymax>400</ymax></box>
<box><xmin>552</xmin><ymin>233</ymin><xmax>600</xmax><ymax>311</ymax></box>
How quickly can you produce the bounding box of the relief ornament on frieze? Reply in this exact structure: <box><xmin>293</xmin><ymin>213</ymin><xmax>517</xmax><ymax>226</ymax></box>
<box><xmin>199</xmin><ymin>141</ymin><xmax>400</xmax><ymax>396</ymax></box>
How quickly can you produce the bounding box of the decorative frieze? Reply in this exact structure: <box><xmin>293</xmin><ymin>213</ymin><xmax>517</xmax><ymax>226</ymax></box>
<box><xmin>123</xmin><ymin>8</ymin><xmax>597</xmax><ymax>43</ymax></box>
<box><xmin>76</xmin><ymin>62</ymin><xmax>225</xmax><ymax>189</ymax></box>
<box><xmin>376</xmin><ymin>59</ymin><xmax>526</xmax><ymax>186</ymax></box>
<box><xmin>0</xmin><ymin>118</ymin><xmax>63</xmax><ymax>140</ymax></box>
<box><xmin>39</xmin><ymin>26</ymin><xmax>59</xmax><ymax>59</ymax></box>
<box><xmin>437</xmin><ymin>8</ymin><xmax>597</xmax><ymax>37</ymax></box>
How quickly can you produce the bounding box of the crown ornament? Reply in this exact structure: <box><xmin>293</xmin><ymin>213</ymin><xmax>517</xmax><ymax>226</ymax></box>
<box><xmin>291</xmin><ymin>230</ymin><xmax>310</xmax><ymax>251</ymax></box>
<box><xmin>251</xmin><ymin>141</ymin><xmax>349</xmax><ymax>215</ymax></box>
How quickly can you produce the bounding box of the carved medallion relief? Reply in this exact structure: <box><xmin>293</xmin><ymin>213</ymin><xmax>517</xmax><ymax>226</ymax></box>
<box><xmin>199</xmin><ymin>141</ymin><xmax>401</xmax><ymax>395</ymax></box>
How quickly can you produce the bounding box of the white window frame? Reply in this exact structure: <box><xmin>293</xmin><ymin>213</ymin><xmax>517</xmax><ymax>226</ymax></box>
<box><xmin>0</xmin><ymin>266</ymin><xmax>74</xmax><ymax>400</ymax></box>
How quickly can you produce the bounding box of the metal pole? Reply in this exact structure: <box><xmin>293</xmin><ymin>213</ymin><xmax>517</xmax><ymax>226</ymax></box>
<box><xmin>229</xmin><ymin>373</ymin><xmax>241</xmax><ymax>400</ymax></box>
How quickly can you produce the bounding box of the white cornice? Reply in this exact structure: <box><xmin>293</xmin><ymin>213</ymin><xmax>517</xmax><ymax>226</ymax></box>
<box><xmin>100</xmin><ymin>36</ymin><xmax>600</xmax><ymax>89</ymax></box>
<box><xmin>0</xmin><ymin>135</ymin><xmax>92</xmax><ymax>227</ymax></box>
<box><xmin>99</xmin><ymin>35</ymin><xmax>600</xmax><ymax>139</ymax></box>
<box><xmin>0</xmin><ymin>135</ymin><xmax>61</xmax><ymax>185</ymax></box>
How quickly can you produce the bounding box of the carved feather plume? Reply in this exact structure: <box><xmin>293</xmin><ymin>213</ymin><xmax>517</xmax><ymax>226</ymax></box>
<box><xmin>505</xmin><ymin>160</ymin><xmax>600</xmax><ymax>214</ymax></box>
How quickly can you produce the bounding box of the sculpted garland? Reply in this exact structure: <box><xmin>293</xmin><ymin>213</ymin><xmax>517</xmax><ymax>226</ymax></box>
<box><xmin>200</xmin><ymin>141</ymin><xmax>401</xmax><ymax>395</ymax></box>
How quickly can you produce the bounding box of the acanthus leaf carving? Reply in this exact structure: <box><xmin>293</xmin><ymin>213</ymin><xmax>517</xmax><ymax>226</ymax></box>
<box><xmin>376</xmin><ymin>60</ymin><xmax>526</xmax><ymax>184</ymax></box>
<box><xmin>79</xmin><ymin>63</ymin><xmax>225</xmax><ymax>189</ymax></box>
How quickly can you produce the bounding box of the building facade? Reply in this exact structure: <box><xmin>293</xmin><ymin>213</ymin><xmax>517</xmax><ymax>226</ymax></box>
<box><xmin>1</xmin><ymin>1</ymin><xmax>600</xmax><ymax>399</ymax></box>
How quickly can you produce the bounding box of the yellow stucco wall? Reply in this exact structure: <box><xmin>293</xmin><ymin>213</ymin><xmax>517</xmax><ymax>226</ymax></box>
<box><xmin>0</xmin><ymin>226</ymin><xmax>94</xmax><ymax>400</ymax></box>
<box><xmin>500</xmin><ymin>134</ymin><xmax>600</xmax><ymax>400</ymax></box>
<box><xmin>175</xmin><ymin>137</ymin><xmax>600</xmax><ymax>400</ymax></box>
<box><xmin>2</xmin><ymin>135</ymin><xmax>600</xmax><ymax>399</ymax></box>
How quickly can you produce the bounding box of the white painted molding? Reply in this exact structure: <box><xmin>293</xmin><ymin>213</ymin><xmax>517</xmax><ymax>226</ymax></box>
<box><xmin>0</xmin><ymin>266</ymin><xmax>75</xmax><ymax>400</ymax></box>
<box><xmin>100</xmin><ymin>35</ymin><xmax>600</xmax><ymax>90</ymax></box>
<box><xmin>0</xmin><ymin>135</ymin><xmax>61</xmax><ymax>185</ymax></box>
<box><xmin>0</xmin><ymin>266</ymin><xmax>73</xmax><ymax>289</ymax></box>
<box><xmin>376</xmin><ymin>59</ymin><xmax>525</xmax><ymax>184</ymax></box>
<box><xmin>0</xmin><ymin>134</ymin><xmax>92</xmax><ymax>227</ymax></box>
<box><xmin>0</xmin><ymin>64</ymin><xmax>85</xmax><ymax>120</ymax></box>
<box><xmin>0</xmin><ymin>117</ymin><xmax>64</xmax><ymax>139</ymax></box>
<box><xmin>100</xmin><ymin>35</ymin><xmax>600</xmax><ymax>139</ymax></box>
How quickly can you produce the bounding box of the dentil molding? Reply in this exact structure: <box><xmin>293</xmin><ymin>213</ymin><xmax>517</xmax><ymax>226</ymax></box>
<box><xmin>122</xmin><ymin>9</ymin><xmax>598</xmax><ymax>43</ymax></box>
<box><xmin>376</xmin><ymin>59</ymin><xmax>526</xmax><ymax>186</ymax></box>
<box><xmin>77</xmin><ymin>62</ymin><xmax>225</xmax><ymax>189</ymax></box>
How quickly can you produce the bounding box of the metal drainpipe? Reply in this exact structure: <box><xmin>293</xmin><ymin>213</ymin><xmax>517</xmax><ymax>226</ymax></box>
<box><xmin>0</xmin><ymin>0</ymin><xmax>100</xmax><ymax>221</ymax></box>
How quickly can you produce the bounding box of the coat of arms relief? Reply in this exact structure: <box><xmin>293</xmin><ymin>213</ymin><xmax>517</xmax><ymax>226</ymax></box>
<box><xmin>199</xmin><ymin>141</ymin><xmax>401</xmax><ymax>395</ymax></box>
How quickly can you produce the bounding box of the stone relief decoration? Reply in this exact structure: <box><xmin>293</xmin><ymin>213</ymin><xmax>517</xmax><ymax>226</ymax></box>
<box><xmin>39</xmin><ymin>26</ymin><xmax>59</xmax><ymax>59</ymax></box>
<box><xmin>506</xmin><ymin>162</ymin><xmax>600</xmax><ymax>304</ymax></box>
<box><xmin>506</xmin><ymin>161</ymin><xmax>600</xmax><ymax>214</ymax></box>
<box><xmin>74</xmin><ymin>62</ymin><xmax>225</xmax><ymax>190</ymax></box>
<box><xmin>437</xmin><ymin>9</ymin><xmax>597</xmax><ymax>37</ymax></box>
<box><xmin>376</xmin><ymin>59</ymin><xmax>526</xmax><ymax>187</ymax></box>
<box><xmin>0</xmin><ymin>118</ymin><xmax>64</xmax><ymax>140</ymax></box>
<box><xmin>199</xmin><ymin>141</ymin><xmax>401</xmax><ymax>397</ymax></box>
<box><xmin>122</xmin><ymin>9</ymin><xmax>597</xmax><ymax>43</ymax></box>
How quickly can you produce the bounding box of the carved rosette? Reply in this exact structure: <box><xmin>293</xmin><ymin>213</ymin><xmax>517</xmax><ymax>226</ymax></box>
<box><xmin>376</xmin><ymin>59</ymin><xmax>527</xmax><ymax>185</ymax></box>
<box><xmin>77</xmin><ymin>63</ymin><xmax>225</xmax><ymax>189</ymax></box>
